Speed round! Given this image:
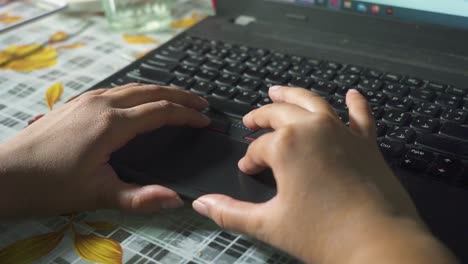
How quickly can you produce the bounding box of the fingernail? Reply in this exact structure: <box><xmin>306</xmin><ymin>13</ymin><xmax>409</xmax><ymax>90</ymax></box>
<box><xmin>161</xmin><ymin>196</ymin><xmax>184</xmax><ymax>209</ymax></box>
<box><xmin>269</xmin><ymin>85</ymin><xmax>282</xmax><ymax>92</ymax></box>
<box><xmin>193</xmin><ymin>200</ymin><xmax>208</xmax><ymax>217</ymax></box>
<box><xmin>347</xmin><ymin>89</ymin><xmax>360</xmax><ymax>95</ymax></box>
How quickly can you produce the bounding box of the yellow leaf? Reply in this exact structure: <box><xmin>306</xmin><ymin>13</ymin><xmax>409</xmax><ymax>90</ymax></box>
<box><xmin>0</xmin><ymin>45</ymin><xmax>58</xmax><ymax>72</ymax></box>
<box><xmin>0</xmin><ymin>231</ymin><xmax>64</xmax><ymax>264</ymax></box>
<box><xmin>49</xmin><ymin>31</ymin><xmax>69</xmax><ymax>43</ymax></box>
<box><xmin>56</xmin><ymin>43</ymin><xmax>86</xmax><ymax>50</ymax></box>
<box><xmin>45</xmin><ymin>82</ymin><xmax>64</xmax><ymax>110</ymax></box>
<box><xmin>0</xmin><ymin>15</ymin><xmax>22</xmax><ymax>24</ymax></box>
<box><xmin>84</xmin><ymin>221</ymin><xmax>116</xmax><ymax>230</ymax></box>
<box><xmin>73</xmin><ymin>232</ymin><xmax>122</xmax><ymax>264</ymax></box>
<box><xmin>171</xmin><ymin>13</ymin><xmax>206</xmax><ymax>29</ymax></box>
<box><xmin>123</xmin><ymin>34</ymin><xmax>159</xmax><ymax>44</ymax></box>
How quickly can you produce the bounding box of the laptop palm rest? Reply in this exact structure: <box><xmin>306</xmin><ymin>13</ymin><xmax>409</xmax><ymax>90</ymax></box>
<box><xmin>110</xmin><ymin>127</ymin><xmax>276</xmax><ymax>203</ymax></box>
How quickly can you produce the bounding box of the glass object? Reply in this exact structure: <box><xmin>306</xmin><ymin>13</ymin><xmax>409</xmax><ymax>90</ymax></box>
<box><xmin>101</xmin><ymin>0</ymin><xmax>171</xmax><ymax>33</ymax></box>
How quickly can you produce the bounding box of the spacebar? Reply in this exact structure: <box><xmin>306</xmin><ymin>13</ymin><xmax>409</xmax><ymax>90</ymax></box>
<box><xmin>415</xmin><ymin>134</ymin><xmax>468</xmax><ymax>158</ymax></box>
<box><xmin>205</xmin><ymin>96</ymin><xmax>255</xmax><ymax>119</ymax></box>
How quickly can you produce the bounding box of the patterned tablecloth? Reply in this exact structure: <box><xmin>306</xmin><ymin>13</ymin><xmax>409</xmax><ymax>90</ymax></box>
<box><xmin>0</xmin><ymin>1</ymin><xmax>300</xmax><ymax>263</ymax></box>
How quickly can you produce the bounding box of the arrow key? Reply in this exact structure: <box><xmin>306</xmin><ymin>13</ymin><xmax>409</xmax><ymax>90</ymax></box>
<box><xmin>429</xmin><ymin>156</ymin><xmax>462</xmax><ymax>180</ymax></box>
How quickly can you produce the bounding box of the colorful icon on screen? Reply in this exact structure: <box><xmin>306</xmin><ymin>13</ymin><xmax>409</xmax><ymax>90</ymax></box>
<box><xmin>357</xmin><ymin>3</ymin><xmax>367</xmax><ymax>13</ymax></box>
<box><xmin>371</xmin><ymin>5</ymin><xmax>380</xmax><ymax>14</ymax></box>
<box><xmin>386</xmin><ymin>7</ymin><xmax>394</xmax><ymax>15</ymax></box>
<box><xmin>343</xmin><ymin>0</ymin><xmax>352</xmax><ymax>9</ymax></box>
<box><xmin>330</xmin><ymin>0</ymin><xmax>340</xmax><ymax>8</ymax></box>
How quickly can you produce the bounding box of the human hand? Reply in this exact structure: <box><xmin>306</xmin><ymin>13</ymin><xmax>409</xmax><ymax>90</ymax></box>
<box><xmin>0</xmin><ymin>84</ymin><xmax>210</xmax><ymax>219</ymax></box>
<box><xmin>192</xmin><ymin>86</ymin><xmax>456</xmax><ymax>264</ymax></box>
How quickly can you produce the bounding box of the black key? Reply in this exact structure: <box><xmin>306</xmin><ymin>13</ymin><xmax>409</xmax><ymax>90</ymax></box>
<box><xmin>175</xmin><ymin>64</ymin><xmax>197</xmax><ymax>77</ymax></box>
<box><xmin>237</xmin><ymin>78</ymin><xmax>261</xmax><ymax>91</ymax></box>
<box><xmin>270</xmin><ymin>52</ymin><xmax>288</xmax><ymax>62</ymax></box>
<box><xmin>207</xmin><ymin>116</ymin><xmax>231</xmax><ymax>133</ymax></box>
<box><xmin>406</xmin><ymin>148</ymin><xmax>435</xmax><ymax>163</ymax></box>
<box><xmin>290</xmin><ymin>55</ymin><xmax>304</xmax><ymax>64</ymax></box>
<box><xmin>329</xmin><ymin>97</ymin><xmax>347</xmax><ymax>111</ymax></box>
<box><xmin>429</xmin><ymin>156</ymin><xmax>462</xmax><ymax>180</ymax></box>
<box><xmin>323</xmin><ymin>61</ymin><xmax>342</xmax><ymax>70</ymax></box>
<box><xmin>446</xmin><ymin>87</ymin><xmax>467</xmax><ymax>97</ymax></box>
<box><xmin>363</xmin><ymin>69</ymin><xmax>382</xmax><ymax>79</ymax></box>
<box><xmin>203</xmin><ymin>60</ymin><xmax>225</xmax><ymax>71</ymax></box>
<box><xmin>216</xmin><ymin>73</ymin><xmax>240</xmax><ymax>86</ymax></box>
<box><xmin>360</xmin><ymin>78</ymin><xmax>384</xmax><ymax>91</ymax></box>
<box><xmin>266</xmin><ymin>71</ymin><xmax>291</xmax><ymax>84</ymax></box>
<box><xmin>155</xmin><ymin>49</ymin><xmax>187</xmax><ymax>62</ymax></box>
<box><xmin>426</xmin><ymin>82</ymin><xmax>448</xmax><ymax>93</ymax></box>
<box><xmin>225</xmin><ymin>52</ymin><xmax>249</xmax><ymax>63</ymax></box>
<box><xmin>137</xmin><ymin>68</ymin><xmax>175</xmax><ymax>85</ymax></box>
<box><xmin>335</xmin><ymin>85</ymin><xmax>351</xmax><ymax>97</ymax></box>
<box><xmin>244</xmin><ymin>67</ymin><xmax>269</xmax><ymax>79</ymax></box>
<box><xmin>212</xmin><ymin>85</ymin><xmax>238</xmax><ymax>99</ymax></box>
<box><xmin>401</xmin><ymin>156</ymin><xmax>430</xmax><ymax>171</ymax></box>
<box><xmin>441</xmin><ymin>109</ymin><xmax>468</xmax><ymax>124</ymax></box>
<box><xmin>383</xmin><ymin>83</ymin><xmax>410</xmax><ymax>97</ymax></box>
<box><xmin>376</xmin><ymin>121</ymin><xmax>387</xmax><ymax>137</ymax></box>
<box><xmin>371</xmin><ymin>106</ymin><xmax>385</xmax><ymax>119</ymax></box>
<box><xmin>168</xmin><ymin>41</ymin><xmax>191</xmax><ymax>51</ymax></box>
<box><xmin>362</xmin><ymin>90</ymin><xmax>387</xmax><ymax>106</ymax></box>
<box><xmin>312</xmin><ymin>69</ymin><xmax>335</xmax><ymax>81</ymax></box>
<box><xmin>206</xmin><ymin>48</ymin><xmax>229</xmax><ymax>60</ymax></box>
<box><xmin>171</xmin><ymin>76</ymin><xmax>194</xmax><ymax>90</ymax></box>
<box><xmin>382</xmin><ymin>110</ymin><xmax>411</xmax><ymax>126</ymax></box>
<box><xmin>289</xmin><ymin>76</ymin><xmax>314</xmax><ymax>88</ymax></box>
<box><xmin>266</xmin><ymin>61</ymin><xmax>291</xmax><ymax>72</ymax></box>
<box><xmin>378</xmin><ymin>139</ymin><xmax>405</xmax><ymax>158</ymax></box>
<box><xmin>288</xmin><ymin>65</ymin><xmax>313</xmax><ymax>76</ymax></box>
<box><xmin>302</xmin><ymin>58</ymin><xmax>321</xmax><ymax>67</ymax></box>
<box><xmin>249</xmin><ymin>48</ymin><xmax>269</xmax><ymax>57</ymax></box>
<box><xmin>224</xmin><ymin>63</ymin><xmax>247</xmax><ymax>75</ymax></box>
<box><xmin>257</xmin><ymin>96</ymin><xmax>273</xmax><ymax>106</ymax></box>
<box><xmin>386</xmin><ymin>96</ymin><xmax>413</xmax><ymax>111</ymax></box>
<box><xmin>311</xmin><ymin>81</ymin><xmax>337</xmax><ymax>96</ymax></box>
<box><xmin>411</xmin><ymin>116</ymin><xmax>439</xmax><ymax>133</ymax></box>
<box><xmin>435</xmin><ymin>94</ymin><xmax>461</xmax><ymax>108</ymax></box>
<box><xmin>336</xmin><ymin>111</ymin><xmax>349</xmax><ymax>124</ymax></box>
<box><xmin>110</xmin><ymin>76</ymin><xmax>137</xmax><ymax>87</ymax></box>
<box><xmin>234</xmin><ymin>91</ymin><xmax>261</xmax><ymax>105</ymax></box>
<box><xmin>344</xmin><ymin>65</ymin><xmax>363</xmax><ymax>74</ymax></box>
<box><xmin>413</xmin><ymin>102</ymin><xmax>440</xmax><ymax>117</ymax></box>
<box><xmin>401</xmin><ymin>148</ymin><xmax>435</xmax><ymax>171</ymax></box>
<box><xmin>190</xmin><ymin>81</ymin><xmax>216</xmax><ymax>95</ymax></box>
<box><xmin>246</xmin><ymin>56</ymin><xmax>269</xmax><ymax>68</ymax></box>
<box><xmin>409</xmin><ymin>89</ymin><xmax>435</xmax><ymax>102</ymax></box>
<box><xmin>386</xmin><ymin>127</ymin><xmax>416</xmax><ymax>143</ymax></box>
<box><xmin>463</xmin><ymin>101</ymin><xmax>468</xmax><ymax>111</ymax></box>
<box><xmin>402</xmin><ymin>77</ymin><xmax>423</xmax><ymax>87</ymax></box>
<box><xmin>143</xmin><ymin>59</ymin><xmax>178</xmax><ymax>72</ymax></box>
<box><xmin>195</xmin><ymin>69</ymin><xmax>218</xmax><ymax>81</ymax></box>
<box><xmin>415</xmin><ymin>134</ymin><xmax>468</xmax><ymax>158</ymax></box>
<box><xmin>183</xmin><ymin>56</ymin><xmax>205</xmax><ymax>67</ymax></box>
<box><xmin>335</xmin><ymin>74</ymin><xmax>360</xmax><ymax>86</ymax></box>
<box><xmin>206</xmin><ymin>96</ymin><xmax>255</xmax><ymax>118</ymax></box>
<box><xmin>382</xmin><ymin>73</ymin><xmax>401</xmax><ymax>82</ymax></box>
<box><xmin>186</xmin><ymin>44</ymin><xmax>210</xmax><ymax>55</ymax></box>
<box><xmin>440</xmin><ymin>123</ymin><xmax>468</xmax><ymax>142</ymax></box>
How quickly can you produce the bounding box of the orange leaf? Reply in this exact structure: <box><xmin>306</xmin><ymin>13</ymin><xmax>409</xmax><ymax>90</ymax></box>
<box><xmin>0</xmin><ymin>231</ymin><xmax>64</xmax><ymax>264</ymax></box>
<box><xmin>0</xmin><ymin>15</ymin><xmax>22</xmax><ymax>24</ymax></box>
<box><xmin>123</xmin><ymin>34</ymin><xmax>159</xmax><ymax>44</ymax></box>
<box><xmin>0</xmin><ymin>45</ymin><xmax>58</xmax><ymax>72</ymax></box>
<box><xmin>73</xmin><ymin>231</ymin><xmax>122</xmax><ymax>264</ymax></box>
<box><xmin>49</xmin><ymin>31</ymin><xmax>69</xmax><ymax>43</ymax></box>
<box><xmin>171</xmin><ymin>13</ymin><xmax>206</xmax><ymax>29</ymax></box>
<box><xmin>84</xmin><ymin>221</ymin><xmax>116</xmax><ymax>230</ymax></box>
<box><xmin>45</xmin><ymin>82</ymin><xmax>64</xmax><ymax>110</ymax></box>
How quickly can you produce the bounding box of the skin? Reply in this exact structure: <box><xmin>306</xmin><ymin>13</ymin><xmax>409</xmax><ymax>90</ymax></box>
<box><xmin>0</xmin><ymin>84</ymin><xmax>458</xmax><ymax>263</ymax></box>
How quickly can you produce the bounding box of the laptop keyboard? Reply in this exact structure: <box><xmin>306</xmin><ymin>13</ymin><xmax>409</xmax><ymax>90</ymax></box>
<box><xmin>105</xmin><ymin>35</ymin><xmax>468</xmax><ymax>189</ymax></box>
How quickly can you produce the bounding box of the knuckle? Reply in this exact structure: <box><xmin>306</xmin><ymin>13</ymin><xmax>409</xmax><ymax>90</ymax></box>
<box><xmin>156</xmin><ymin>100</ymin><xmax>174</xmax><ymax>110</ymax></box>
<box><xmin>274</xmin><ymin>126</ymin><xmax>297</xmax><ymax>150</ymax></box>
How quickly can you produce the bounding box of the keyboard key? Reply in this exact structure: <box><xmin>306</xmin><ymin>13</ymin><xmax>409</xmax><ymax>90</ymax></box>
<box><xmin>207</xmin><ymin>116</ymin><xmax>231</xmax><ymax>133</ymax></box>
<box><xmin>329</xmin><ymin>97</ymin><xmax>347</xmax><ymax>111</ymax></box>
<box><xmin>203</xmin><ymin>60</ymin><xmax>225</xmax><ymax>71</ymax></box>
<box><xmin>335</xmin><ymin>74</ymin><xmax>359</xmax><ymax>86</ymax></box>
<box><xmin>382</xmin><ymin>73</ymin><xmax>401</xmax><ymax>82</ymax></box>
<box><xmin>190</xmin><ymin>81</ymin><xmax>216</xmax><ymax>95</ymax></box>
<box><xmin>426</xmin><ymin>82</ymin><xmax>448</xmax><ymax>93</ymax></box>
<box><xmin>206</xmin><ymin>48</ymin><xmax>229</xmax><ymax>60</ymax></box>
<box><xmin>206</xmin><ymin>96</ymin><xmax>255</xmax><ymax>118</ymax></box>
<box><xmin>406</xmin><ymin>148</ymin><xmax>435</xmax><ymax>163</ymax></box>
<box><xmin>168</xmin><ymin>41</ymin><xmax>191</xmax><ymax>52</ymax></box>
<box><xmin>257</xmin><ymin>96</ymin><xmax>273</xmax><ymax>106</ymax></box>
<box><xmin>224</xmin><ymin>63</ymin><xmax>247</xmax><ymax>75</ymax></box>
<box><xmin>429</xmin><ymin>156</ymin><xmax>462</xmax><ymax>180</ymax></box>
<box><xmin>440</xmin><ymin>109</ymin><xmax>468</xmax><ymax>124</ymax></box>
<box><xmin>288</xmin><ymin>64</ymin><xmax>313</xmax><ymax>76</ymax></box>
<box><xmin>439</xmin><ymin>123</ymin><xmax>468</xmax><ymax>142</ymax></box>
<box><xmin>359</xmin><ymin>78</ymin><xmax>383</xmax><ymax>90</ymax></box>
<box><xmin>137</xmin><ymin>68</ymin><xmax>175</xmax><ymax>85</ymax></box>
<box><xmin>335</xmin><ymin>85</ymin><xmax>351</xmax><ymax>98</ymax></box>
<box><xmin>413</xmin><ymin>102</ymin><xmax>440</xmax><ymax>117</ymax></box>
<box><xmin>435</xmin><ymin>94</ymin><xmax>461</xmax><ymax>108</ymax></box>
<box><xmin>216</xmin><ymin>73</ymin><xmax>240</xmax><ymax>86</ymax></box>
<box><xmin>311</xmin><ymin>81</ymin><xmax>337</xmax><ymax>96</ymax></box>
<box><xmin>411</xmin><ymin>116</ymin><xmax>439</xmax><ymax>133</ymax></box>
<box><xmin>337</xmin><ymin>111</ymin><xmax>349</xmax><ymax>124</ymax></box>
<box><xmin>312</xmin><ymin>69</ymin><xmax>335</xmax><ymax>81</ymax></box>
<box><xmin>195</xmin><ymin>69</ymin><xmax>218</xmax><ymax>81</ymax></box>
<box><xmin>344</xmin><ymin>65</ymin><xmax>363</xmax><ymax>74</ymax></box>
<box><xmin>142</xmin><ymin>59</ymin><xmax>178</xmax><ymax>72</ymax></box>
<box><xmin>362</xmin><ymin>90</ymin><xmax>387</xmax><ymax>106</ymax></box>
<box><xmin>363</xmin><ymin>69</ymin><xmax>382</xmax><ymax>79</ymax></box>
<box><xmin>446</xmin><ymin>87</ymin><xmax>467</xmax><ymax>97</ymax></box>
<box><xmin>402</xmin><ymin>77</ymin><xmax>423</xmax><ymax>87</ymax></box>
<box><xmin>234</xmin><ymin>91</ymin><xmax>261</xmax><ymax>105</ymax></box>
<box><xmin>409</xmin><ymin>89</ymin><xmax>435</xmax><ymax>102</ymax></box>
<box><xmin>376</xmin><ymin>121</ymin><xmax>387</xmax><ymax>137</ymax></box>
<box><xmin>245</xmin><ymin>67</ymin><xmax>269</xmax><ymax>79</ymax></box>
<box><xmin>225</xmin><ymin>52</ymin><xmax>249</xmax><ymax>63</ymax></box>
<box><xmin>266</xmin><ymin>71</ymin><xmax>292</xmax><ymax>84</ymax></box>
<box><xmin>289</xmin><ymin>76</ymin><xmax>314</xmax><ymax>88</ymax></box>
<box><xmin>371</xmin><ymin>106</ymin><xmax>385</xmax><ymax>119</ymax></box>
<box><xmin>383</xmin><ymin>83</ymin><xmax>410</xmax><ymax>97</ymax></box>
<box><xmin>212</xmin><ymin>85</ymin><xmax>238</xmax><ymax>99</ymax></box>
<box><xmin>378</xmin><ymin>139</ymin><xmax>405</xmax><ymax>158</ymax></box>
<box><xmin>415</xmin><ymin>134</ymin><xmax>468</xmax><ymax>158</ymax></box>
<box><xmin>155</xmin><ymin>49</ymin><xmax>187</xmax><ymax>62</ymax></box>
<box><xmin>382</xmin><ymin>110</ymin><xmax>411</xmax><ymax>126</ymax></box>
<box><xmin>386</xmin><ymin>127</ymin><xmax>416</xmax><ymax>143</ymax></box>
<box><xmin>183</xmin><ymin>56</ymin><xmax>206</xmax><ymax>67</ymax></box>
<box><xmin>323</xmin><ymin>61</ymin><xmax>342</xmax><ymax>70</ymax></box>
<box><xmin>171</xmin><ymin>76</ymin><xmax>194</xmax><ymax>90</ymax></box>
<box><xmin>401</xmin><ymin>148</ymin><xmax>435</xmax><ymax>171</ymax></box>
<box><xmin>266</xmin><ymin>61</ymin><xmax>291</xmax><ymax>72</ymax></box>
<box><xmin>237</xmin><ymin>78</ymin><xmax>262</xmax><ymax>91</ymax></box>
<box><xmin>175</xmin><ymin>64</ymin><xmax>197</xmax><ymax>76</ymax></box>
<box><xmin>246</xmin><ymin>56</ymin><xmax>269</xmax><ymax>68</ymax></box>
<box><xmin>186</xmin><ymin>44</ymin><xmax>210</xmax><ymax>55</ymax></box>
<box><xmin>386</xmin><ymin>96</ymin><xmax>413</xmax><ymax>111</ymax></box>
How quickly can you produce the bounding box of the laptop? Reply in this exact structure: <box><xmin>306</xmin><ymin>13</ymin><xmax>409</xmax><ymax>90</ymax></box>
<box><xmin>89</xmin><ymin>0</ymin><xmax>468</xmax><ymax>261</ymax></box>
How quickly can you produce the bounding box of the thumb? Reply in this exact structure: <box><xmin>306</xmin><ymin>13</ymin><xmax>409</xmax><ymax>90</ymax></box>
<box><xmin>346</xmin><ymin>89</ymin><xmax>376</xmax><ymax>139</ymax></box>
<box><xmin>193</xmin><ymin>194</ymin><xmax>263</xmax><ymax>235</ymax></box>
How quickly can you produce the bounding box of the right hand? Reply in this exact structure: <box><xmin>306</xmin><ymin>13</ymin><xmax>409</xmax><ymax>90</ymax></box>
<box><xmin>192</xmin><ymin>86</ymin><xmax>456</xmax><ymax>264</ymax></box>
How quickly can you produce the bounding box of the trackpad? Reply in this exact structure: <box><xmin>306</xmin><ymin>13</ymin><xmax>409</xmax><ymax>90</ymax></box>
<box><xmin>110</xmin><ymin>127</ymin><xmax>276</xmax><ymax>203</ymax></box>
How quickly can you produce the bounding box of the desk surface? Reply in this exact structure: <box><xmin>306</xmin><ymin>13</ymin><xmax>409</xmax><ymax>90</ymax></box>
<box><xmin>0</xmin><ymin>1</ymin><xmax>299</xmax><ymax>263</ymax></box>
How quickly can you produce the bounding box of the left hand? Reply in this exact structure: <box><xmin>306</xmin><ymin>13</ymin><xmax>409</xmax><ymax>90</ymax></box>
<box><xmin>0</xmin><ymin>83</ymin><xmax>210</xmax><ymax>219</ymax></box>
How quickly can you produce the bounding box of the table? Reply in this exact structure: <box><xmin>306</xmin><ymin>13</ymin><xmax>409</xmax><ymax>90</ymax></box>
<box><xmin>0</xmin><ymin>1</ymin><xmax>299</xmax><ymax>263</ymax></box>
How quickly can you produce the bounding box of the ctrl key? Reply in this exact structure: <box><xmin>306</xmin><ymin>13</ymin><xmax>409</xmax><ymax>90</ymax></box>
<box><xmin>378</xmin><ymin>139</ymin><xmax>405</xmax><ymax>158</ymax></box>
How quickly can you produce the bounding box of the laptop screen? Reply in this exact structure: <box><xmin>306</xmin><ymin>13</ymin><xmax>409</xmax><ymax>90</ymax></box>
<box><xmin>271</xmin><ymin>0</ymin><xmax>468</xmax><ymax>29</ymax></box>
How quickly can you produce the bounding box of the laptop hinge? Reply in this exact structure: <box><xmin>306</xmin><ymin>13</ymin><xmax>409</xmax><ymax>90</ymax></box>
<box><xmin>234</xmin><ymin>15</ymin><xmax>256</xmax><ymax>26</ymax></box>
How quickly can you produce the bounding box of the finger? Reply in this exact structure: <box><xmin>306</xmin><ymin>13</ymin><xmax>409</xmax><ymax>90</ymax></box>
<box><xmin>121</xmin><ymin>100</ymin><xmax>211</xmax><ymax>135</ymax></box>
<box><xmin>346</xmin><ymin>89</ymin><xmax>376</xmax><ymax>139</ymax></box>
<box><xmin>193</xmin><ymin>194</ymin><xmax>264</xmax><ymax>235</ymax></box>
<box><xmin>243</xmin><ymin>103</ymin><xmax>309</xmax><ymax>130</ymax></box>
<box><xmin>238</xmin><ymin>133</ymin><xmax>275</xmax><ymax>175</ymax></box>
<box><xmin>104</xmin><ymin>82</ymin><xmax>144</xmax><ymax>94</ymax></box>
<box><xmin>268</xmin><ymin>86</ymin><xmax>336</xmax><ymax>116</ymax></box>
<box><xmin>109</xmin><ymin>85</ymin><xmax>208</xmax><ymax>110</ymax></box>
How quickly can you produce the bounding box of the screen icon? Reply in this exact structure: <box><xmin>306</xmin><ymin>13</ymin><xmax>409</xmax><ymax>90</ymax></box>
<box><xmin>386</xmin><ymin>7</ymin><xmax>394</xmax><ymax>15</ymax></box>
<box><xmin>357</xmin><ymin>3</ymin><xmax>367</xmax><ymax>13</ymax></box>
<box><xmin>329</xmin><ymin>0</ymin><xmax>341</xmax><ymax>8</ymax></box>
<box><xmin>343</xmin><ymin>1</ymin><xmax>352</xmax><ymax>9</ymax></box>
<box><xmin>371</xmin><ymin>5</ymin><xmax>380</xmax><ymax>14</ymax></box>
